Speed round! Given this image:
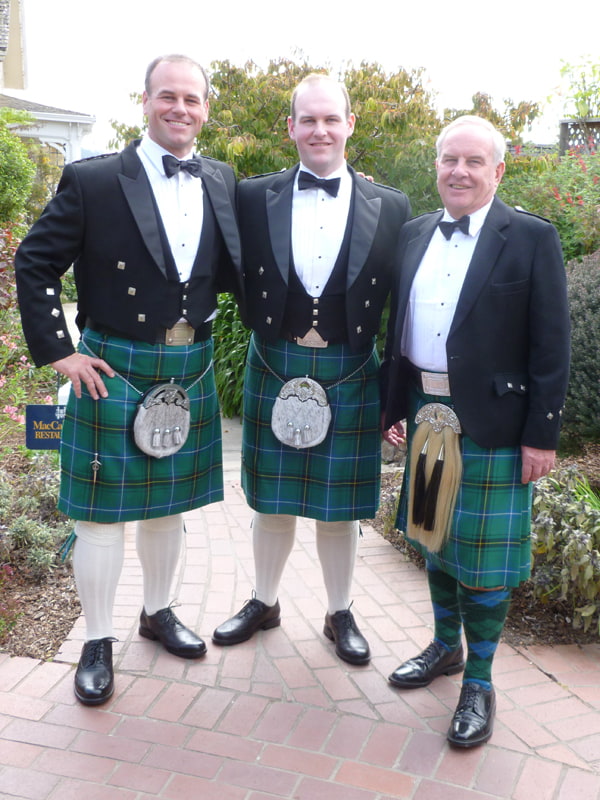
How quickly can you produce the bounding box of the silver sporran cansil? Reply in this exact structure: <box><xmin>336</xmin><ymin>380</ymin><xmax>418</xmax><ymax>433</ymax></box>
<box><xmin>133</xmin><ymin>382</ymin><xmax>191</xmax><ymax>458</ymax></box>
<box><xmin>271</xmin><ymin>376</ymin><xmax>331</xmax><ymax>449</ymax></box>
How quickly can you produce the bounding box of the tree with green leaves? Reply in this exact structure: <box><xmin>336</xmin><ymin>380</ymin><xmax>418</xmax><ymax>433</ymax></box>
<box><xmin>107</xmin><ymin>58</ymin><xmax>541</xmax><ymax>416</ymax></box>
<box><xmin>0</xmin><ymin>109</ymin><xmax>36</xmax><ymax>226</ymax></box>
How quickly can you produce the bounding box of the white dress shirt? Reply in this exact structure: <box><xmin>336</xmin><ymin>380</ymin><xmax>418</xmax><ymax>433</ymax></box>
<box><xmin>137</xmin><ymin>135</ymin><xmax>204</xmax><ymax>283</ymax></box>
<box><xmin>291</xmin><ymin>162</ymin><xmax>352</xmax><ymax>297</ymax></box>
<box><xmin>403</xmin><ymin>200</ymin><xmax>493</xmax><ymax>372</ymax></box>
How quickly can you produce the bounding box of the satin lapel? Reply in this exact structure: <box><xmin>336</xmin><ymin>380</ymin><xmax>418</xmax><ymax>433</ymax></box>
<box><xmin>347</xmin><ymin>170</ymin><xmax>381</xmax><ymax>289</ymax></box>
<box><xmin>450</xmin><ymin>197</ymin><xmax>509</xmax><ymax>335</ymax></box>
<box><xmin>266</xmin><ymin>169</ymin><xmax>295</xmax><ymax>285</ymax></box>
<box><xmin>117</xmin><ymin>143</ymin><xmax>168</xmax><ymax>279</ymax></box>
<box><xmin>200</xmin><ymin>159</ymin><xmax>241</xmax><ymax>269</ymax></box>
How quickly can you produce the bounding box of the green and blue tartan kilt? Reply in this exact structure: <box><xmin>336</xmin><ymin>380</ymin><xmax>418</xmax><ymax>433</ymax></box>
<box><xmin>58</xmin><ymin>329</ymin><xmax>223</xmax><ymax>523</ymax></box>
<box><xmin>396</xmin><ymin>384</ymin><xmax>533</xmax><ymax>588</ymax></box>
<box><xmin>242</xmin><ymin>334</ymin><xmax>382</xmax><ymax>521</ymax></box>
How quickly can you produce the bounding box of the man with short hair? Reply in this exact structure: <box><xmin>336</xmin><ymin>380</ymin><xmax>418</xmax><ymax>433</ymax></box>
<box><xmin>381</xmin><ymin>115</ymin><xmax>570</xmax><ymax>747</ymax></box>
<box><xmin>213</xmin><ymin>74</ymin><xmax>410</xmax><ymax>664</ymax></box>
<box><xmin>15</xmin><ymin>54</ymin><xmax>242</xmax><ymax>705</ymax></box>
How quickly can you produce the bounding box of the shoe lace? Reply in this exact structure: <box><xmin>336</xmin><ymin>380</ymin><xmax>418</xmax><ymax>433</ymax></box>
<box><xmin>331</xmin><ymin>608</ymin><xmax>356</xmax><ymax>630</ymax></box>
<box><xmin>417</xmin><ymin>641</ymin><xmax>445</xmax><ymax>667</ymax></box>
<box><xmin>80</xmin><ymin>638</ymin><xmax>116</xmax><ymax>668</ymax></box>
<box><xmin>456</xmin><ymin>683</ymin><xmax>483</xmax><ymax>713</ymax></box>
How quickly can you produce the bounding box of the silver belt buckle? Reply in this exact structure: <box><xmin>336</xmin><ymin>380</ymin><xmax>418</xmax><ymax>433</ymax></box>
<box><xmin>421</xmin><ymin>371</ymin><xmax>451</xmax><ymax>396</ymax></box>
<box><xmin>165</xmin><ymin>322</ymin><xmax>194</xmax><ymax>346</ymax></box>
<box><xmin>295</xmin><ymin>328</ymin><xmax>329</xmax><ymax>348</ymax></box>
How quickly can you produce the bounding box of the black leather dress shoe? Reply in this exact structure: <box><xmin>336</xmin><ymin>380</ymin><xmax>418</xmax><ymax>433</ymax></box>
<box><xmin>323</xmin><ymin>609</ymin><xmax>370</xmax><ymax>665</ymax></box>
<box><xmin>388</xmin><ymin>640</ymin><xmax>465</xmax><ymax>688</ymax></box>
<box><xmin>447</xmin><ymin>683</ymin><xmax>496</xmax><ymax>747</ymax></box>
<box><xmin>139</xmin><ymin>607</ymin><xmax>206</xmax><ymax>658</ymax></box>
<box><xmin>74</xmin><ymin>638</ymin><xmax>115</xmax><ymax>706</ymax></box>
<box><xmin>212</xmin><ymin>598</ymin><xmax>281</xmax><ymax>645</ymax></box>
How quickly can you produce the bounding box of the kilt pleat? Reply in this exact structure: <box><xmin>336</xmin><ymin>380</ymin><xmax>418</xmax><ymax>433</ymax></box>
<box><xmin>242</xmin><ymin>334</ymin><xmax>381</xmax><ymax>521</ymax></box>
<box><xmin>58</xmin><ymin>329</ymin><xmax>223</xmax><ymax>522</ymax></box>
<box><xmin>395</xmin><ymin>384</ymin><xmax>532</xmax><ymax>587</ymax></box>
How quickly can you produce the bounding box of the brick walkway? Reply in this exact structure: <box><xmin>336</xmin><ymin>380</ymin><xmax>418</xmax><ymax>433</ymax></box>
<box><xmin>1</xmin><ymin>421</ymin><xmax>600</xmax><ymax>799</ymax></box>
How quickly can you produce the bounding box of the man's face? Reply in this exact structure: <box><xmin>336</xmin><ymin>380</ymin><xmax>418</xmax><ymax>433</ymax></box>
<box><xmin>287</xmin><ymin>81</ymin><xmax>355</xmax><ymax>177</ymax></box>
<box><xmin>436</xmin><ymin>124</ymin><xmax>505</xmax><ymax>218</ymax></box>
<box><xmin>143</xmin><ymin>60</ymin><xmax>209</xmax><ymax>158</ymax></box>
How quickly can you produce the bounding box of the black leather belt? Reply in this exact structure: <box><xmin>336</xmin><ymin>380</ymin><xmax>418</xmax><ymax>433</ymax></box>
<box><xmin>85</xmin><ymin>319</ymin><xmax>212</xmax><ymax>345</ymax></box>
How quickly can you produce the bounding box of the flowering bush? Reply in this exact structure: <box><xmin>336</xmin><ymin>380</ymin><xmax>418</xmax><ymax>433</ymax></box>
<box><xmin>499</xmin><ymin>148</ymin><xmax>600</xmax><ymax>262</ymax></box>
<box><xmin>0</xmin><ymin>226</ymin><xmax>70</xmax><ymax>639</ymax></box>
<box><xmin>0</xmin><ymin>226</ymin><xmax>56</xmax><ymax>447</ymax></box>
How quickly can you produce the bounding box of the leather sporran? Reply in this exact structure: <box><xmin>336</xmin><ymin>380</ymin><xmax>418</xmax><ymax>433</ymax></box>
<box><xmin>271</xmin><ymin>376</ymin><xmax>332</xmax><ymax>449</ymax></box>
<box><xmin>133</xmin><ymin>382</ymin><xmax>191</xmax><ymax>458</ymax></box>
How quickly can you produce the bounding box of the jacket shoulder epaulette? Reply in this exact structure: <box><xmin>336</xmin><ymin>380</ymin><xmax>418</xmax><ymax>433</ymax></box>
<box><xmin>72</xmin><ymin>152</ymin><xmax>118</xmax><ymax>166</ymax></box>
<box><xmin>411</xmin><ymin>208</ymin><xmax>442</xmax><ymax>221</ymax></box>
<box><xmin>243</xmin><ymin>168</ymin><xmax>287</xmax><ymax>181</ymax></box>
<box><xmin>366</xmin><ymin>179</ymin><xmax>407</xmax><ymax>197</ymax></box>
<box><xmin>514</xmin><ymin>205</ymin><xmax>552</xmax><ymax>224</ymax></box>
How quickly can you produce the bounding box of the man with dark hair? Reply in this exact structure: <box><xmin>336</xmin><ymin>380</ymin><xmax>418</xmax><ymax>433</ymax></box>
<box><xmin>15</xmin><ymin>54</ymin><xmax>242</xmax><ymax>705</ymax></box>
<box><xmin>382</xmin><ymin>115</ymin><xmax>570</xmax><ymax>747</ymax></box>
<box><xmin>213</xmin><ymin>74</ymin><xmax>410</xmax><ymax>664</ymax></box>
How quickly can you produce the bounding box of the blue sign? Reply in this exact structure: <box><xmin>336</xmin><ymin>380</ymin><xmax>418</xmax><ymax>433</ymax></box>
<box><xmin>25</xmin><ymin>405</ymin><xmax>66</xmax><ymax>450</ymax></box>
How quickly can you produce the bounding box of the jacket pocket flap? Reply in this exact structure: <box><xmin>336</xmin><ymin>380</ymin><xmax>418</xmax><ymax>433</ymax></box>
<box><xmin>494</xmin><ymin>374</ymin><xmax>528</xmax><ymax>396</ymax></box>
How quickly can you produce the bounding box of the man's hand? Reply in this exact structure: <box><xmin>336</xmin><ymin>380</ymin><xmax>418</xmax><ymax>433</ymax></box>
<box><xmin>521</xmin><ymin>445</ymin><xmax>556</xmax><ymax>484</ymax></box>
<box><xmin>382</xmin><ymin>418</ymin><xmax>406</xmax><ymax>447</ymax></box>
<box><xmin>51</xmin><ymin>352</ymin><xmax>115</xmax><ymax>400</ymax></box>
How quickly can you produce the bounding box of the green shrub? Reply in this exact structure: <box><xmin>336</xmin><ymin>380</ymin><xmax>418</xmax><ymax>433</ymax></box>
<box><xmin>213</xmin><ymin>293</ymin><xmax>250</xmax><ymax>417</ymax></box>
<box><xmin>561</xmin><ymin>250</ymin><xmax>600</xmax><ymax>449</ymax></box>
<box><xmin>532</xmin><ymin>465</ymin><xmax>600</xmax><ymax>634</ymax></box>
<box><xmin>0</xmin><ymin>453</ymin><xmax>71</xmax><ymax>579</ymax></box>
<box><xmin>0</xmin><ymin>116</ymin><xmax>36</xmax><ymax>226</ymax></box>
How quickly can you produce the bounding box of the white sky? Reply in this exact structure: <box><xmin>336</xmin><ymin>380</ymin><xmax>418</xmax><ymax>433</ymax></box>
<box><xmin>14</xmin><ymin>0</ymin><xmax>600</xmax><ymax>151</ymax></box>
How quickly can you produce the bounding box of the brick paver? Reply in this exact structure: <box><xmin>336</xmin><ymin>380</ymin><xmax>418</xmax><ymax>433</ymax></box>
<box><xmin>1</xmin><ymin>479</ymin><xmax>599</xmax><ymax>799</ymax></box>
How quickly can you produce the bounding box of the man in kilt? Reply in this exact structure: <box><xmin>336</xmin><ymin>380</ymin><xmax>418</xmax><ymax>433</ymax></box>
<box><xmin>212</xmin><ymin>74</ymin><xmax>410</xmax><ymax>664</ymax></box>
<box><xmin>381</xmin><ymin>115</ymin><xmax>570</xmax><ymax>746</ymax></box>
<box><xmin>15</xmin><ymin>55</ymin><xmax>242</xmax><ymax>705</ymax></box>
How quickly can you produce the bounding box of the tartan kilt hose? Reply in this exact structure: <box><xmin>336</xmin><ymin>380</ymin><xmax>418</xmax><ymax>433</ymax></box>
<box><xmin>396</xmin><ymin>384</ymin><xmax>533</xmax><ymax>588</ymax></box>
<box><xmin>58</xmin><ymin>329</ymin><xmax>223</xmax><ymax>522</ymax></box>
<box><xmin>242</xmin><ymin>334</ymin><xmax>382</xmax><ymax>521</ymax></box>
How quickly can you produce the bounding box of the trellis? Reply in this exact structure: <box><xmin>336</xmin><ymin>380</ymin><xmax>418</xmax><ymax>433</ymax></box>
<box><xmin>559</xmin><ymin>118</ymin><xmax>600</xmax><ymax>154</ymax></box>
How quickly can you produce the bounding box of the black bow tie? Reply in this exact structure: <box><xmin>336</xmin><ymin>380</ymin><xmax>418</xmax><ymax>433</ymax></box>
<box><xmin>438</xmin><ymin>215</ymin><xmax>470</xmax><ymax>239</ymax></box>
<box><xmin>162</xmin><ymin>154</ymin><xmax>203</xmax><ymax>178</ymax></box>
<box><xmin>298</xmin><ymin>170</ymin><xmax>340</xmax><ymax>197</ymax></box>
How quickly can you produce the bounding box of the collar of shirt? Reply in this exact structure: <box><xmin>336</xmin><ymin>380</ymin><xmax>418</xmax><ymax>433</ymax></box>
<box><xmin>294</xmin><ymin>161</ymin><xmax>351</xmax><ymax>199</ymax></box>
<box><xmin>439</xmin><ymin>198</ymin><xmax>494</xmax><ymax>239</ymax></box>
<box><xmin>138</xmin><ymin>134</ymin><xmax>196</xmax><ymax>178</ymax></box>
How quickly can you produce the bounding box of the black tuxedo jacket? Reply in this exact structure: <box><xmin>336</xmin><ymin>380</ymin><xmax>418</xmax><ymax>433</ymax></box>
<box><xmin>238</xmin><ymin>164</ymin><xmax>410</xmax><ymax>351</ymax></box>
<box><xmin>382</xmin><ymin>197</ymin><xmax>570</xmax><ymax>450</ymax></box>
<box><xmin>15</xmin><ymin>140</ymin><xmax>243</xmax><ymax>367</ymax></box>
